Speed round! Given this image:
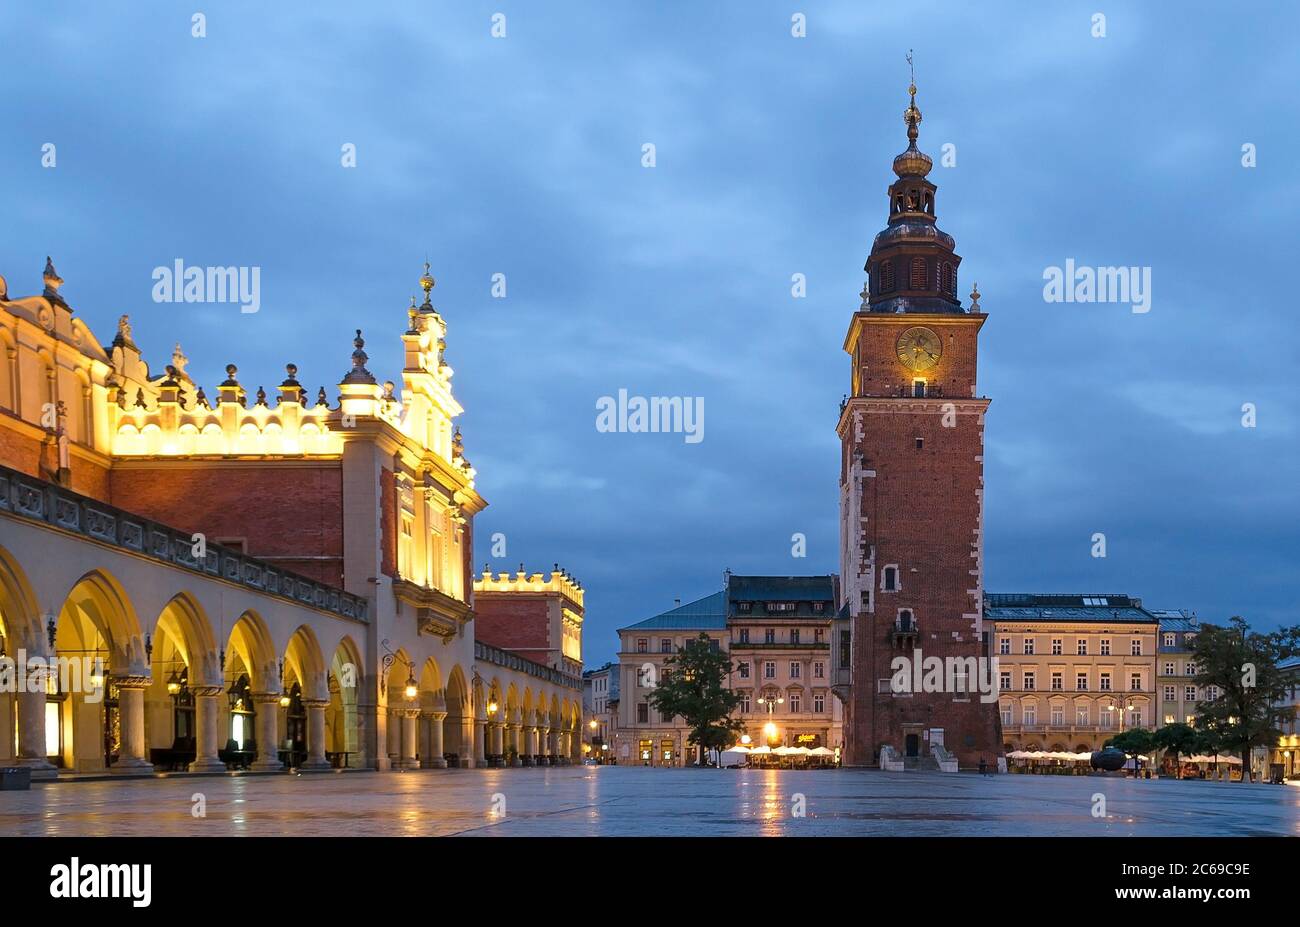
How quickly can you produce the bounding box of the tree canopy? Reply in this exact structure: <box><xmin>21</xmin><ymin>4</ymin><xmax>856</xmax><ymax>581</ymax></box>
<box><xmin>1190</xmin><ymin>616</ymin><xmax>1297</xmax><ymax>782</ymax></box>
<box><xmin>646</xmin><ymin>633</ymin><xmax>745</xmax><ymax>762</ymax></box>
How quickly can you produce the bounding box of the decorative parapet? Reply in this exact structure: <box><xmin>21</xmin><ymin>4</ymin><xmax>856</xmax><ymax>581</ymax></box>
<box><xmin>474</xmin><ymin>639</ymin><xmax>581</xmax><ymax>691</ymax></box>
<box><xmin>474</xmin><ymin>566</ymin><xmax>584</xmax><ymax>608</ymax></box>
<box><xmin>0</xmin><ymin>463</ymin><xmax>368</xmax><ymax>624</ymax></box>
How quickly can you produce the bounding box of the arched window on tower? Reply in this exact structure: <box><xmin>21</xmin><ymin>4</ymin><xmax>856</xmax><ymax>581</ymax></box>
<box><xmin>910</xmin><ymin>257</ymin><xmax>926</xmax><ymax>290</ymax></box>
<box><xmin>924</xmin><ymin>192</ymin><xmax>934</xmax><ymax>214</ymax></box>
<box><xmin>879</xmin><ymin>261</ymin><xmax>895</xmax><ymax>293</ymax></box>
<box><xmin>942</xmin><ymin>262</ymin><xmax>954</xmax><ymax>295</ymax></box>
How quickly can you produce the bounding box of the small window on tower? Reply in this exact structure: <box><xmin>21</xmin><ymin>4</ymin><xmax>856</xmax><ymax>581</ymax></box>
<box><xmin>883</xmin><ymin>566</ymin><xmax>897</xmax><ymax>591</ymax></box>
<box><xmin>915</xmin><ymin>437</ymin><xmax>923</xmax><ymax>449</ymax></box>
<box><xmin>912</xmin><ymin>379</ymin><xmax>926</xmax><ymax>398</ymax></box>
<box><xmin>910</xmin><ymin>257</ymin><xmax>926</xmax><ymax>290</ymax></box>
<box><xmin>942</xmin><ymin>262</ymin><xmax>954</xmax><ymax>295</ymax></box>
<box><xmin>880</xmin><ymin>262</ymin><xmax>895</xmax><ymax>293</ymax></box>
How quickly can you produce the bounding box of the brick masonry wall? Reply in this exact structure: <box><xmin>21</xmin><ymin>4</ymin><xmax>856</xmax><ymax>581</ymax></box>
<box><xmin>109</xmin><ymin>462</ymin><xmax>346</xmax><ymax>586</ymax></box>
<box><xmin>0</xmin><ymin>420</ymin><xmax>46</xmax><ymax>480</ymax></box>
<box><xmin>474</xmin><ymin>594</ymin><xmax>551</xmax><ymax>653</ymax></box>
<box><xmin>842</xmin><ymin>311</ymin><xmax>1001</xmax><ymax>767</ymax></box>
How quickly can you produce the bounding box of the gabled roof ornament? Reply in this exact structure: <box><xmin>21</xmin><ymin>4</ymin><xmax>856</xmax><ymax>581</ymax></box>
<box><xmin>42</xmin><ymin>256</ymin><xmax>67</xmax><ymax>306</ymax></box>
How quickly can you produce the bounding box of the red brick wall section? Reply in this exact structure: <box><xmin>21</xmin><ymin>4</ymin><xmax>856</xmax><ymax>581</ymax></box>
<box><xmin>379</xmin><ymin>468</ymin><xmax>396</xmax><ymax>579</ymax></box>
<box><xmin>0</xmin><ymin>419</ymin><xmax>44</xmax><ymax>479</ymax></box>
<box><xmin>110</xmin><ymin>463</ymin><xmax>345</xmax><ymax>586</ymax></box>
<box><xmin>70</xmin><ymin>457</ymin><xmax>111</xmax><ymax>501</ymax></box>
<box><xmin>0</xmin><ymin>419</ymin><xmax>111</xmax><ymax>501</ymax></box>
<box><xmin>474</xmin><ymin>594</ymin><xmax>550</xmax><ymax>652</ymax></box>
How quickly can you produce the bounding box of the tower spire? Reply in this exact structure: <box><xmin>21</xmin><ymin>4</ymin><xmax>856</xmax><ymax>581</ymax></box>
<box><xmin>859</xmin><ymin>54</ymin><xmax>964</xmax><ymax>314</ymax></box>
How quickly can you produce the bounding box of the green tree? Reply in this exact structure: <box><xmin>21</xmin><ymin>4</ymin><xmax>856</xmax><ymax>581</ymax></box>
<box><xmin>1106</xmin><ymin>727</ymin><xmax>1157</xmax><ymax>775</ymax></box>
<box><xmin>647</xmin><ymin>633</ymin><xmax>745</xmax><ymax>765</ymax></box>
<box><xmin>1153</xmin><ymin>722</ymin><xmax>1199</xmax><ymax>778</ymax></box>
<box><xmin>1190</xmin><ymin>616</ymin><xmax>1297</xmax><ymax>782</ymax></box>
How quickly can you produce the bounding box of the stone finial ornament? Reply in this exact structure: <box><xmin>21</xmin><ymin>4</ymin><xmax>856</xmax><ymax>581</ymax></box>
<box><xmin>172</xmin><ymin>343</ymin><xmax>189</xmax><ymax>376</ymax></box>
<box><xmin>343</xmin><ymin>329</ymin><xmax>376</xmax><ymax>384</ymax></box>
<box><xmin>969</xmin><ymin>283</ymin><xmax>981</xmax><ymax>311</ymax></box>
<box><xmin>113</xmin><ymin>314</ymin><xmax>136</xmax><ymax>349</ymax></box>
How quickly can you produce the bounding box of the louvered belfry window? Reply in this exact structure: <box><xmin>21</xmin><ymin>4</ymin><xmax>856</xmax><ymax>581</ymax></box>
<box><xmin>879</xmin><ymin>261</ymin><xmax>895</xmax><ymax>292</ymax></box>
<box><xmin>910</xmin><ymin>257</ymin><xmax>926</xmax><ymax>290</ymax></box>
<box><xmin>942</xmin><ymin>261</ymin><xmax>954</xmax><ymax>294</ymax></box>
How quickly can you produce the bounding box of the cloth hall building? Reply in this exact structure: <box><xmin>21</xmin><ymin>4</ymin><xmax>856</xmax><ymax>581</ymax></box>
<box><xmin>0</xmin><ymin>260</ymin><xmax>583</xmax><ymax>779</ymax></box>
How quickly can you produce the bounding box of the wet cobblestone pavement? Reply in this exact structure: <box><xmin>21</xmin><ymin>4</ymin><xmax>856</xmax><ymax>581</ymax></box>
<box><xmin>2</xmin><ymin>766</ymin><xmax>1296</xmax><ymax>836</ymax></box>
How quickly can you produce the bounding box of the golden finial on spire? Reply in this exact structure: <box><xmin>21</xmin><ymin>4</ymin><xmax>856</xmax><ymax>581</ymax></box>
<box><xmin>903</xmin><ymin>49</ymin><xmax>922</xmax><ymax>140</ymax></box>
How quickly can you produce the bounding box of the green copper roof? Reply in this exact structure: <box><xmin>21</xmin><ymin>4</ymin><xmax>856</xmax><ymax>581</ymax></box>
<box><xmin>619</xmin><ymin>591</ymin><xmax>727</xmax><ymax>632</ymax></box>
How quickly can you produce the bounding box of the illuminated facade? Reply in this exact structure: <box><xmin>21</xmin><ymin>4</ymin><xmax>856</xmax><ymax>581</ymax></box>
<box><xmin>474</xmin><ymin>566</ymin><xmax>585</xmax><ymax>678</ymax></box>
<box><xmin>0</xmin><ymin>259</ymin><xmax>581</xmax><ymax>778</ymax></box>
<box><xmin>612</xmin><ymin>576</ymin><xmax>843</xmax><ymax>767</ymax></box>
<box><xmin>986</xmin><ymin>594</ymin><xmax>1159</xmax><ymax>754</ymax></box>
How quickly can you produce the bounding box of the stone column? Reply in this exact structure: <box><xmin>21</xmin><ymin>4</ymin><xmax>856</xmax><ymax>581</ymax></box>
<box><xmin>541</xmin><ymin>725</ymin><xmax>552</xmax><ymax>763</ymax></box>
<box><xmin>15</xmin><ymin>689</ymin><xmax>56</xmax><ymax>779</ymax></box>
<box><xmin>508</xmin><ymin>716</ymin><xmax>523</xmax><ymax>767</ymax></box>
<box><xmin>419</xmin><ymin>712</ymin><xmax>432</xmax><ymax>764</ymax></box>
<box><xmin>460</xmin><ymin>716</ymin><xmax>475</xmax><ymax>767</ymax></box>
<box><xmin>400</xmin><ymin>708</ymin><xmax>419</xmax><ymax>769</ymax></box>
<box><xmin>250</xmin><ymin>693</ymin><xmax>284</xmax><ymax>771</ymax></box>
<box><xmin>474</xmin><ymin>719</ymin><xmax>487</xmax><ymax>766</ymax></box>
<box><xmin>189</xmin><ymin>685</ymin><xmax>226</xmax><ymax>772</ymax></box>
<box><xmin>489</xmin><ymin>721</ymin><xmax>504</xmax><ymax>763</ymax></box>
<box><xmin>424</xmin><ymin>711</ymin><xmax>447</xmax><ymax>768</ymax></box>
<box><xmin>387</xmin><ymin>708</ymin><xmax>401</xmax><ymax>764</ymax></box>
<box><xmin>523</xmin><ymin>725</ymin><xmax>537</xmax><ymax>765</ymax></box>
<box><xmin>301</xmin><ymin>698</ymin><xmax>332</xmax><ymax>770</ymax></box>
<box><xmin>112</xmin><ymin>677</ymin><xmax>154</xmax><ymax>772</ymax></box>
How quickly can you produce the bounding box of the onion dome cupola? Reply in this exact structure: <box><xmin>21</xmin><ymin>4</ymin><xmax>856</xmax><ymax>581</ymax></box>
<box><xmin>862</xmin><ymin>61</ymin><xmax>964</xmax><ymax>314</ymax></box>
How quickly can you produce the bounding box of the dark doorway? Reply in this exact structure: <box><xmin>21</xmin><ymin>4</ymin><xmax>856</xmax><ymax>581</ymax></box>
<box><xmin>905</xmin><ymin>734</ymin><xmax>920</xmax><ymax>757</ymax></box>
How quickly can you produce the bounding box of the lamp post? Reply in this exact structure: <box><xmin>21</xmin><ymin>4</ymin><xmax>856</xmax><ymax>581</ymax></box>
<box><xmin>1107</xmin><ymin>693</ymin><xmax>1137</xmax><ymax>776</ymax></box>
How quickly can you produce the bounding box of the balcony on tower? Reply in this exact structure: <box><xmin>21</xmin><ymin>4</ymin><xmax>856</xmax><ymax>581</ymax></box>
<box><xmin>891</xmin><ymin>610</ymin><xmax>919</xmax><ymax>649</ymax></box>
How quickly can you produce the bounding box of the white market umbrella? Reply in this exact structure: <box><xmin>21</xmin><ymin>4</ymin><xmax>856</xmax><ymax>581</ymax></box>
<box><xmin>724</xmin><ymin>745</ymin><xmax>751</xmax><ymax>754</ymax></box>
<box><xmin>749</xmin><ymin>745</ymin><xmax>772</xmax><ymax>755</ymax></box>
<box><xmin>808</xmin><ymin>747</ymin><xmax>835</xmax><ymax>757</ymax></box>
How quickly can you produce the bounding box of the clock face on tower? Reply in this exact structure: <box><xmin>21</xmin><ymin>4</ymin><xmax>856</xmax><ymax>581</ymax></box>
<box><xmin>896</xmin><ymin>326</ymin><xmax>942</xmax><ymax>372</ymax></box>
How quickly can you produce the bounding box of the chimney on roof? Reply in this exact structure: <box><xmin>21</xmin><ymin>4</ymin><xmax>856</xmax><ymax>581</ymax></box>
<box><xmin>674</xmin><ymin>598</ymin><xmax>681</xmax><ymax>607</ymax></box>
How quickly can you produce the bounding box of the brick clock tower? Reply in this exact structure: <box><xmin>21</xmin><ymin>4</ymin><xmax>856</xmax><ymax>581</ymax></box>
<box><xmin>836</xmin><ymin>78</ymin><xmax>1001</xmax><ymax>769</ymax></box>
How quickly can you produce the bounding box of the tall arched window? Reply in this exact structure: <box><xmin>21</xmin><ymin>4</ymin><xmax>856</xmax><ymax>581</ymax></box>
<box><xmin>910</xmin><ymin>257</ymin><xmax>926</xmax><ymax>290</ymax></box>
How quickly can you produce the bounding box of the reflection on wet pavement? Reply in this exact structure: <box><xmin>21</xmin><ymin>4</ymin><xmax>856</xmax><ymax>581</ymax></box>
<box><xmin>0</xmin><ymin>766</ymin><xmax>1296</xmax><ymax>836</ymax></box>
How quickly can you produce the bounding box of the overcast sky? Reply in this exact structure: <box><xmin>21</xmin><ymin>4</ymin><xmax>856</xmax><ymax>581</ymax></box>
<box><xmin>3</xmin><ymin>1</ymin><xmax>1296</xmax><ymax>665</ymax></box>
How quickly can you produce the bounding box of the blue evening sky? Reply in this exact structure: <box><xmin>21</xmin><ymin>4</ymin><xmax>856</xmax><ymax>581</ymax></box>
<box><xmin>2</xmin><ymin>1</ymin><xmax>1296</xmax><ymax>665</ymax></box>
